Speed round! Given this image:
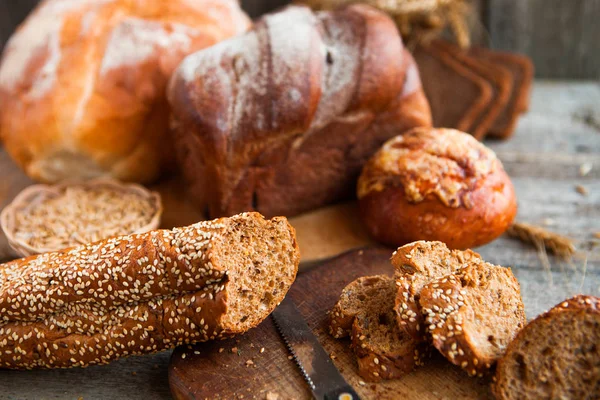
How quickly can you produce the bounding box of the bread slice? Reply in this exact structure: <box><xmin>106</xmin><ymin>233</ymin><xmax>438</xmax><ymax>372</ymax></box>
<box><xmin>432</xmin><ymin>40</ymin><xmax>513</xmax><ymax>141</ymax></box>
<box><xmin>329</xmin><ymin>275</ymin><xmax>391</xmax><ymax>339</ymax></box>
<box><xmin>419</xmin><ymin>262</ymin><xmax>526</xmax><ymax>377</ymax></box>
<box><xmin>493</xmin><ymin>295</ymin><xmax>600</xmax><ymax>400</ymax></box>
<box><xmin>470</xmin><ymin>47</ymin><xmax>534</xmax><ymax>139</ymax></box>
<box><xmin>413</xmin><ymin>43</ymin><xmax>492</xmax><ymax>134</ymax></box>
<box><xmin>392</xmin><ymin>241</ymin><xmax>482</xmax><ymax>341</ymax></box>
<box><xmin>349</xmin><ymin>276</ymin><xmax>424</xmax><ymax>381</ymax></box>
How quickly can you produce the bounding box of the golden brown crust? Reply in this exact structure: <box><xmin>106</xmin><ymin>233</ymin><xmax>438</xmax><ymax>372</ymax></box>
<box><xmin>0</xmin><ymin>0</ymin><xmax>250</xmax><ymax>183</ymax></box>
<box><xmin>0</xmin><ymin>212</ymin><xmax>299</xmax><ymax>369</ymax></box>
<box><xmin>358</xmin><ymin>128</ymin><xmax>517</xmax><ymax>249</ymax></box>
<box><xmin>168</xmin><ymin>4</ymin><xmax>432</xmax><ymax>219</ymax></box>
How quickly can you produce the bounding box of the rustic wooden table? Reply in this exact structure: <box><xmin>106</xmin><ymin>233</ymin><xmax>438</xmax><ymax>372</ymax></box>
<box><xmin>0</xmin><ymin>81</ymin><xmax>598</xmax><ymax>399</ymax></box>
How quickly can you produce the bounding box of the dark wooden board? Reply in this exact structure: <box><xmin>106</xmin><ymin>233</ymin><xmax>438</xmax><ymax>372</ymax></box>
<box><xmin>168</xmin><ymin>247</ymin><xmax>493</xmax><ymax>400</ymax></box>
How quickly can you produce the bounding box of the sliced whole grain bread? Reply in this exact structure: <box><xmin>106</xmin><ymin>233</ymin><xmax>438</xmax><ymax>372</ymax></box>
<box><xmin>328</xmin><ymin>275</ymin><xmax>391</xmax><ymax>339</ymax></box>
<box><xmin>414</xmin><ymin>43</ymin><xmax>492</xmax><ymax>133</ymax></box>
<box><xmin>419</xmin><ymin>262</ymin><xmax>526</xmax><ymax>377</ymax></box>
<box><xmin>469</xmin><ymin>47</ymin><xmax>534</xmax><ymax>139</ymax></box>
<box><xmin>432</xmin><ymin>40</ymin><xmax>513</xmax><ymax>141</ymax></box>
<box><xmin>493</xmin><ymin>295</ymin><xmax>600</xmax><ymax>400</ymax></box>
<box><xmin>392</xmin><ymin>241</ymin><xmax>482</xmax><ymax>341</ymax></box>
<box><xmin>349</xmin><ymin>276</ymin><xmax>424</xmax><ymax>381</ymax></box>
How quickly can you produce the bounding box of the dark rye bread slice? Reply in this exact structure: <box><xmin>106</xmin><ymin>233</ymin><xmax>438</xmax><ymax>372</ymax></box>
<box><xmin>413</xmin><ymin>43</ymin><xmax>492</xmax><ymax>135</ymax></box>
<box><xmin>349</xmin><ymin>276</ymin><xmax>424</xmax><ymax>381</ymax></box>
<box><xmin>328</xmin><ymin>275</ymin><xmax>391</xmax><ymax>339</ymax></box>
<box><xmin>431</xmin><ymin>40</ymin><xmax>513</xmax><ymax>141</ymax></box>
<box><xmin>419</xmin><ymin>262</ymin><xmax>526</xmax><ymax>377</ymax></box>
<box><xmin>493</xmin><ymin>295</ymin><xmax>600</xmax><ymax>400</ymax></box>
<box><xmin>392</xmin><ymin>241</ymin><xmax>482</xmax><ymax>341</ymax></box>
<box><xmin>470</xmin><ymin>47</ymin><xmax>534</xmax><ymax>139</ymax></box>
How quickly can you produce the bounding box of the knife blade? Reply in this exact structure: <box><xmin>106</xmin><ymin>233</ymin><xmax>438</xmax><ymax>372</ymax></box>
<box><xmin>271</xmin><ymin>296</ymin><xmax>361</xmax><ymax>400</ymax></box>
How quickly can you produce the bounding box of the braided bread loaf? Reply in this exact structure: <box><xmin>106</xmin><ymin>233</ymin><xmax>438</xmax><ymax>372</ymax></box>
<box><xmin>168</xmin><ymin>4</ymin><xmax>432</xmax><ymax>218</ymax></box>
<box><xmin>0</xmin><ymin>212</ymin><xmax>299</xmax><ymax>369</ymax></box>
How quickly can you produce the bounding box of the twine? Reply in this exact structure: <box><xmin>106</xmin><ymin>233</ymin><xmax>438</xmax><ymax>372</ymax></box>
<box><xmin>298</xmin><ymin>0</ymin><xmax>474</xmax><ymax>48</ymax></box>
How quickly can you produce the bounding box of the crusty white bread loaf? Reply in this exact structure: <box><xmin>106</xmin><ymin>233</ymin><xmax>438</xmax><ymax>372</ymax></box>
<box><xmin>168</xmin><ymin>4</ymin><xmax>432</xmax><ymax>218</ymax></box>
<box><xmin>0</xmin><ymin>0</ymin><xmax>250</xmax><ymax>183</ymax></box>
<box><xmin>493</xmin><ymin>295</ymin><xmax>600</xmax><ymax>400</ymax></box>
<box><xmin>0</xmin><ymin>212</ymin><xmax>299</xmax><ymax>369</ymax></box>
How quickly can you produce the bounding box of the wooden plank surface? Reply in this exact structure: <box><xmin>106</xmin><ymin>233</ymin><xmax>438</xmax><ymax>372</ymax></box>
<box><xmin>0</xmin><ymin>81</ymin><xmax>598</xmax><ymax>399</ymax></box>
<box><xmin>485</xmin><ymin>0</ymin><xmax>600</xmax><ymax>80</ymax></box>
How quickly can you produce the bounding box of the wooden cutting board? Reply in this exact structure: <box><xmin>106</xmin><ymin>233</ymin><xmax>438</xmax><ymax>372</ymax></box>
<box><xmin>168</xmin><ymin>247</ymin><xmax>492</xmax><ymax>400</ymax></box>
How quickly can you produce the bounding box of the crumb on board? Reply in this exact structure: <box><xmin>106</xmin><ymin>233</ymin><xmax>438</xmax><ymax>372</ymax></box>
<box><xmin>575</xmin><ymin>184</ymin><xmax>589</xmax><ymax>196</ymax></box>
<box><xmin>245</xmin><ymin>359</ymin><xmax>254</xmax><ymax>367</ymax></box>
<box><xmin>260</xmin><ymin>347</ymin><xmax>265</xmax><ymax>353</ymax></box>
<box><xmin>265</xmin><ymin>392</ymin><xmax>281</xmax><ymax>400</ymax></box>
<box><xmin>219</xmin><ymin>348</ymin><xmax>225</xmax><ymax>353</ymax></box>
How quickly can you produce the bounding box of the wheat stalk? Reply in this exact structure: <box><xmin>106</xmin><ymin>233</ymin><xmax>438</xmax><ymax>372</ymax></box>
<box><xmin>298</xmin><ymin>0</ymin><xmax>474</xmax><ymax>47</ymax></box>
<box><xmin>506</xmin><ymin>222</ymin><xmax>576</xmax><ymax>259</ymax></box>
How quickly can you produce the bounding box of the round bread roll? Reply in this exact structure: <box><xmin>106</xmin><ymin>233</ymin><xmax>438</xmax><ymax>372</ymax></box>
<box><xmin>0</xmin><ymin>0</ymin><xmax>250</xmax><ymax>183</ymax></box>
<box><xmin>357</xmin><ymin>128</ymin><xmax>517</xmax><ymax>249</ymax></box>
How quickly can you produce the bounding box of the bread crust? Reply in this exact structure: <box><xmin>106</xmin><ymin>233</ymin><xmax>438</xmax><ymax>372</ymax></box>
<box><xmin>358</xmin><ymin>128</ymin><xmax>517</xmax><ymax>249</ymax></box>
<box><xmin>493</xmin><ymin>295</ymin><xmax>600</xmax><ymax>400</ymax></box>
<box><xmin>419</xmin><ymin>263</ymin><xmax>526</xmax><ymax>377</ymax></box>
<box><xmin>0</xmin><ymin>212</ymin><xmax>299</xmax><ymax>369</ymax></box>
<box><xmin>168</xmin><ymin>4</ymin><xmax>431</xmax><ymax>218</ymax></box>
<box><xmin>0</xmin><ymin>0</ymin><xmax>250</xmax><ymax>183</ymax></box>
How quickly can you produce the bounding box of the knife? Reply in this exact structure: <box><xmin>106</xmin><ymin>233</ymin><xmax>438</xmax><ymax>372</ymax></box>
<box><xmin>271</xmin><ymin>296</ymin><xmax>362</xmax><ymax>400</ymax></box>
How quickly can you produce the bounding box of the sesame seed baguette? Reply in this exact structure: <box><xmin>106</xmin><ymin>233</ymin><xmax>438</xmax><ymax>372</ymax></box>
<box><xmin>419</xmin><ymin>262</ymin><xmax>525</xmax><ymax>377</ymax></box>
<box><xmin>0</xmin><ymin>212</ymin><xmax>299</xmax><ymax>369</ymax></box>
<box><xmin>493</xmin><ymin>295</ymin><xmax>600</xmax><ymax>400</ymax></box>
<box><xmin>392</xmin><ymin>241</ymin><xmax>482</xmax><ymax>342</ymax></box>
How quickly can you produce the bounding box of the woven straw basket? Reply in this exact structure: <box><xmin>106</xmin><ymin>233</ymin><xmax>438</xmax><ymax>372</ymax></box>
<box><xmin>0</xmin><ymin>179</ymin><xmax>162</xmax><ymax>257</ymax></box>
